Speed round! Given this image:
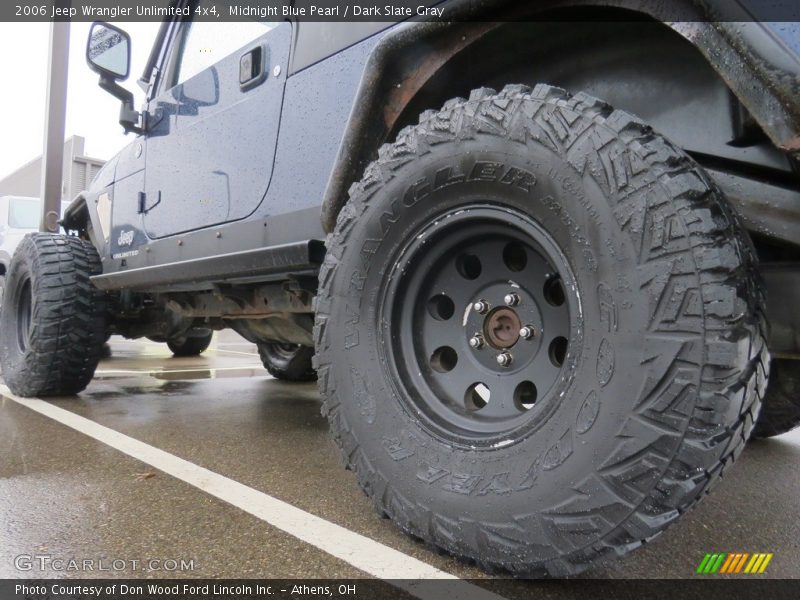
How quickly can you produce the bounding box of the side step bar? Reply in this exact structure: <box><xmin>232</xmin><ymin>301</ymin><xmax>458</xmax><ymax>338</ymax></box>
<box><xmin>91</xmin><ymin>240</ymin><xmax>325</xmax><ymax>291</ymax></box>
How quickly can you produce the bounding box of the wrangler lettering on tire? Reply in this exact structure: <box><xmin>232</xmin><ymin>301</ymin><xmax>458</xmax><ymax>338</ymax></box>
<box><xmin>314</xmin><ymin>84</ymin><xmax>768</xmax><ymax>576</ymax></box>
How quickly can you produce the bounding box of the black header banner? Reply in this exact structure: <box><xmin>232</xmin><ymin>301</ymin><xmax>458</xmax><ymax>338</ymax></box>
<box><xmin>4</xmin><ymin>0</ymin><xmax>800</xmax><ymax>22</ymax></box>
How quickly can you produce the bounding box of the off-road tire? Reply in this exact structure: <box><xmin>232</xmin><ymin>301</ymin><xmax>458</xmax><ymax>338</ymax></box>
<box><xmin>0</xmin><ymin>233</ymin><xmax>106</xmax><ymax>396</ymax></box>
<box><xmin>314</xmin><ymin>84</ymin><xmax>768</xmax><ymax>576</ymax></box>
<box><xmin>167</xmin><ymin>330</ymin><xmax>213</xmax><ymax>357</ymax></box>
<box><xmin>258</xmin><ymin>343</ymin><xmax>316</xmax><ymax>381</ymax></box>
<box><xmin>752</xmin><ymin>359</ymin><xmax>800</xmax><ymax>438</ymax></box>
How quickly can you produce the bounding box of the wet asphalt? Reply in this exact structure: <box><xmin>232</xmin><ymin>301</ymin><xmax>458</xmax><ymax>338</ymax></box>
<box><xmin>1</xmin><ymin>330</ymin><xmax>798</xmax><ymax>593</ymax></box>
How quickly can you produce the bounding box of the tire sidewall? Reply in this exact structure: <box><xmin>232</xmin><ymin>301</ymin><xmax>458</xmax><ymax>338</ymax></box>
<box><xmin>0</xmin><ymin>237</ymin><xmax>38</xmax><ymax>385</ymax></box>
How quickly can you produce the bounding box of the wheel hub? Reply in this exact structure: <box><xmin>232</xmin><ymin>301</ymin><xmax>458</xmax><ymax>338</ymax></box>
<box><xmin>483</xmin><ymin>307</ymin><xmax>521</xmax><ymax>349</ymax></box>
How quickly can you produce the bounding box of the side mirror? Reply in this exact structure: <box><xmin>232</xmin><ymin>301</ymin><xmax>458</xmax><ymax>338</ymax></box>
<box><xmin>86</xmin><ymin>22</ymin><xmax>141</xmax><ymax>134</ymax></box>
<box><xmin>86</xmin><ymin>22</ymin><xmax>130</xmax><ymax>80</ymax></box>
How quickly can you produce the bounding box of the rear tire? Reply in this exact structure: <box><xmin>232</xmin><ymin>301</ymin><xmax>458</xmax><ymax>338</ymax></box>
<box><xmin>167</xmin><ymin>330</ymin><xmax>213</xmax><ymax>356</ymax></box>
<box><xmin>258</xmin><ymin>343</ymin><xmax>316</xmax><ymax>381</ymax></box>
<box><xmin>752</xmin><ymin>359</ymin><xmax>800</xmax><ymax>438</ymax></box>
<box><xmin>0</xmin><ymin>233</ymin><xmax>106</xmax><ymax>396</ymax></box>
<box><xmin>315</xmin><ymin>84</ymin><xmax>768</xmax><ymax>576</ymax></box>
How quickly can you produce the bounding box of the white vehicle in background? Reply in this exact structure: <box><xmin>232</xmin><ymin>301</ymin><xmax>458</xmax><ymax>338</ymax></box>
<box><xmin>0</xmin><ymin>196</ymin><xmax>68</xmax><ymax>301</ymax></box>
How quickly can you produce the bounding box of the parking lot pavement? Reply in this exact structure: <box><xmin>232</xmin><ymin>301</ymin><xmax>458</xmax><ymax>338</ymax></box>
<box><xmin>1</xmin><ymin>330</ymin><xmax>798</xmax><ymax>593</ymax></box>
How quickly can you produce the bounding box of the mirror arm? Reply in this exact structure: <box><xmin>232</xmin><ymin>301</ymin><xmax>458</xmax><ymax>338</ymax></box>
<box><xmin>98</xmin><ymin>76</ymin><xmax>144</xmax><ymax>135</ymax></box>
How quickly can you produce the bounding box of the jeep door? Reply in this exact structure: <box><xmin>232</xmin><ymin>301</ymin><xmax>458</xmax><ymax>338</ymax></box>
<box><xmin>142</xmin><ymin>5</ymin><xmax>290</xmax><ymax>238</ymax></box>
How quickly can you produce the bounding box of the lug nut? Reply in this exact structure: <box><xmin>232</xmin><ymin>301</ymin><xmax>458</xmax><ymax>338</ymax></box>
<box><xmin>469</xmin><ymin>335</ymin><xmax>484</xmax><ymax>349</ymax></box>
<box><xmin>504</xmin><ymin>293</ymin><xmax>520</xmax><ymax>307</ymax></box>
<box><xmin>519</xmin><ymin>326</ymin><xmax>535</xmax><ymax>340</ymax></box>
<box><xmin>496</xmin><ymin>352</ymin><xmax>513</xmax><ymax>367</ymax></box>
<box><xmin>472</xmin><ymin>300</ymin><xmax>489</xmax><ymax>314</ymax></box>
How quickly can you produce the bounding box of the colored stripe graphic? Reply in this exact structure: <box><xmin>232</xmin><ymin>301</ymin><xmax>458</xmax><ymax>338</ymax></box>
<box><xmin>744</xmin><ymin>554</ymin><xmax>758</xmax><ymax>573</ymax></box>
<box><xmin>702</xmin><ymin>553</ymin><xmax>718</xmax><ymax>573</ymax></box>
<box><xmin>744</xmin><ymin>554</ymin><xmax>764</xmax><ymax>573</ymax></box>
<box><xmin>725</xmin><ymin>553</ymin><xmax>740</xmax><ymax>574</ymax></box>
<box><xmin>734</xmin><ymin>553</ymin><xmax>749</xmax><ymax>573</ymax></box>
<box><xmin>758</xmin><ymin>554</ymin><xmax>773</xmax><ymax>573</ymax></box>
<box><xmin>698</xmin><ymin>552</ymin><xmax>773</xmax><ymax>574</ymax></box>
<box><xmin>711</xmin><ymin>553</ymin><xmax>726</xmax><ymax>573</ymax></box>
<box><xmin>710</xmin><ymin>553</ymin><xmax>722</xmax><ymax>573</ymax></box>
<box><xmin>727</xmin><ymin>553</ymin><xmax>741</xmax><ymax>574</ymax></box>
<box><xmin>720</xmin><ymin>553</ymin><xmax>736</xmax><ymax>574</ymax></box>
<box><xmin>696</xmin><ymin>554</ymin><xmax>712</xmax><ymax>574</ymax></box>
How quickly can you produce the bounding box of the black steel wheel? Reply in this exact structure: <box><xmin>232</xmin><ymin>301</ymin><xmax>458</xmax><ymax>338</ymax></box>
<box><xmin>315</xmin><ymin>85</ymin><xmax>767</xmax><ymax>577</ymax></box>
<box><xmin>385</xmin><ymin>206</ymin><xmax>576</xmax><ymax>443</ymax></box>
<box><xmin>258</xmin><ymin>342</ymin><xmax>316</xmax><ymax>382</ymax></box>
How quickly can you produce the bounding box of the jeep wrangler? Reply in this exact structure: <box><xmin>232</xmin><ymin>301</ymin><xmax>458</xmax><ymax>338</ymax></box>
<box><xmin>1</xmin><ymin>0</ymin><xmax>799</xmax><ymax>577</ymax></box>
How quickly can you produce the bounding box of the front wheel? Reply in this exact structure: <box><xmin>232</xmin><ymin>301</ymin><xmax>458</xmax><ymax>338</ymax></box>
<box><xmin>314</xmin><ymin>85</ymin><xmax>768</xmax><ymax>576</ymax></box>
<box><xmin>0</xmin><ymin>234</ymin><xmax>107</xmax><ymax>396</ymax></box>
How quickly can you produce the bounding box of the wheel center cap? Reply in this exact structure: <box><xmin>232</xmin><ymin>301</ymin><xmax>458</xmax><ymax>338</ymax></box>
<box><xmin>484</xmin><ymin>307</ymin><xmax>521</xmax><ymax>349</ymax></box>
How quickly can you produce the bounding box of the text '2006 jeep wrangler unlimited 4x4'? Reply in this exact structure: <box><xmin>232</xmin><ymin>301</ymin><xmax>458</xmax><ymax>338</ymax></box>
<box><xmin>2</xmin><ymin>0</ymin><xmax>800</xmax><ymax>577</ymax></box>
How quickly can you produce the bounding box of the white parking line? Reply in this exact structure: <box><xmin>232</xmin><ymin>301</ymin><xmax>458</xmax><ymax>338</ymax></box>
<box><xmin>212</xmin><ymin>348</ymin><xmax>260</xmax><ymax>357</ymax></box>
<box><xmin>1</xmin><ymin>385</ymin><xmax>506</xmax><ymax>600</ymax></box>
<box><xmin>95</xmin><ymin>365</ymin><xmax>268</xmax><ymax>376</ymax></box>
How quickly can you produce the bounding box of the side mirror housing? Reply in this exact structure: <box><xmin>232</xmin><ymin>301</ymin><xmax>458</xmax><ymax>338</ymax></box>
<box><xmin>86</xmin><ymin>22</ymin><xmax>142</xmax><ymax>134</ymax></box>
<box><xmin>87</xmin><ymin>21</ymin><xmax>130</xmax><ymax>80</ymax></box>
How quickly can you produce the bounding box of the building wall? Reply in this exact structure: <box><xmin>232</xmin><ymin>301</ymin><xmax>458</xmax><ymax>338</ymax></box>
<box><xmin>0</xmin><ymin>136</ymin><xmax>105</xmax><ymax>201</ymax></box>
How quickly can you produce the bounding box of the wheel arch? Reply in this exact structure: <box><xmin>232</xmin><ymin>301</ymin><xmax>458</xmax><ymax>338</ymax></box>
<box><xmin>319</xmin><ymin>0</ymin><xmax>800</xmax><ymax>233</ymax></box>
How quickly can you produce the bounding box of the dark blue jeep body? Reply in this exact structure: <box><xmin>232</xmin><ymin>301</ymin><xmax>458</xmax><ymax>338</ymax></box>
<box><xmin>62</xmin><ymin>0</ymin><xmax>800</xmax><ymax>350</ymax></box>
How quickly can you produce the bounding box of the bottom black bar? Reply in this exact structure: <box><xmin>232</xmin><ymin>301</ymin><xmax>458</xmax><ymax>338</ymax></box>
<box><xmin>2</xmin><ymin>579</ymin><xmax>800</xmax><ymax>600</ymax></box>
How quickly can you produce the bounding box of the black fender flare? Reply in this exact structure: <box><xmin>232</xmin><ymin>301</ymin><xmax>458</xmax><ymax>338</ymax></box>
<box><xmin>319</xmin><ymin>0</ymin><xmax>800</xmax><ymax>232</ymax></box>
<box><xmin>61</xmin><ymin>191</ymin><xmax>110</xmax><ymax>257</ymax></box>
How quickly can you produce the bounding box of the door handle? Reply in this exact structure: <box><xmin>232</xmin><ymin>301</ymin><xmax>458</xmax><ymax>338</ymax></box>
<box><xmin>239</xmin><ymin>44</ymin><xmax>269</xmax><ymax>91</ymax></box>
